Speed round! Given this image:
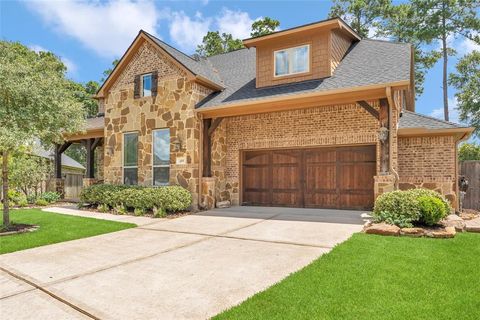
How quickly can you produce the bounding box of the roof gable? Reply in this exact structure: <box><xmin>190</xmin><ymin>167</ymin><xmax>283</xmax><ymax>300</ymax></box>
<box><xmin>96</xmin><ymin>31</ymin><xmax>223</xmax><ymax>98</ymax></box>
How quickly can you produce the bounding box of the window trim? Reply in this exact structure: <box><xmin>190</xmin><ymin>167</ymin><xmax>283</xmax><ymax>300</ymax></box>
<box><xmin>142</xmin><ymin>73</ymin><xmax>152</xmax><ymax>97</ymax></box>
<box><xmin>122</xmin><ymin>131</ymin><xmax>138</xmax><ymax>185</ymax></box>
<box><xmin>152</xmin><ymin>128</ymin><xmax>170</xmax><ymax>186</ymax></box>
<box><xmin>273</xmin><ymin>44</ymin><xmax>311</xmax><ymax>79</ymax></box>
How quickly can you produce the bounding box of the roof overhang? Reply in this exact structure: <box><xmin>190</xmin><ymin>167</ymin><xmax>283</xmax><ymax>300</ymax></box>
<box><xmin>196</xmin><ymin>81</ymin><xmax>409</xmax><ymax>119</ymax></box>
<box><xmin>64</xmin><ymin>128</ymin><xmax>104</xmax><ymax>142</ymax></box>
<box><xmin>398</xmin><ymin>127</ymin><xmax>474</xmax><ymax>141</ymax></box>
<box><xmin>243</xmin><ymin>17</ymin><xmax>361</xmax><ymax>48</ymax></box>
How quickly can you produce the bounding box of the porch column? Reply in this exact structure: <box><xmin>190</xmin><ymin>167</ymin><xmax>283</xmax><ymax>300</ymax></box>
<box><xmin>83</xmin><ymin>137</ymin><xmax>103</xmax><ymax>186</ymax></box>
<box><xmin>379</xmin><ymin>98</ymin><xmax>390</xmax><ymax>175</ymax></box>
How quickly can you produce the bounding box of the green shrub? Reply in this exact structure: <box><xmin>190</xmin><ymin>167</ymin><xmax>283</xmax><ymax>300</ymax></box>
<box><xmin>373</xmin><ymin>190</ymin><xmax>421</xmax><ymax>228</ymax></box>
<box><xmin>35</xmin><ymin>199</ymin><xmax>49</xmax><ymax>206</ymax></box>
<box><xmin>114</xmin><ymin>204</ymin><xmax>127</xmax><ymax>215</ymax></box>
<box><xmin>153</xmin><ymin>206</ymin><xmax>167</xmax><ymax>218</ymax></box>
<box><xmin>27</xmin><ymin>194</ymin><xmax>37</xmax><ymax>204</ymax></box>
<box><xmin>373</xmin><ymin>188</ymin><xmax>451</xmax><ymax>227</ymax></box>
<box><xmin>38</xmin><ymin>192</ymin><xmax>60</xmax><ymax>204</ymax></box>
<box><xmin>17</xmin><ymin>199</ymin><xmax>29</xmax><ymax>207</ymax></box>
<box><xmin>8</xmin><ymin>190</ymin><xmax>27</xmax><ymax>205</ymax></box>
<box><xmin>97</xmin><ymin>203</ymin><xmax>110</xmax><ymax>213</ymax></box>
<box><xmin>134</xmin><ymin>207</ymin><xmax>145</xmax><ymax>216</ymax></box>
<box><xmin>80</xmin><ymin>184</ymin><xmax>192</xmax><ymax>213</ymax></box>
<box><xmin>418</xmin><ymin>196</ymin><xmax>447</xmax><ymax>226</ymax></box>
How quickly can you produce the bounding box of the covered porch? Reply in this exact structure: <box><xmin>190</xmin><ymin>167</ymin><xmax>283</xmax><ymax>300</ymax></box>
<box><xmin>53</xmin><ymin>117</ymin><xmax>105</xmax><ymax>199</ymax></box>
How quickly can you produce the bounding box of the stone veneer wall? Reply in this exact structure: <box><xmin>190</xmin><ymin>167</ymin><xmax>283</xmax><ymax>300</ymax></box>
<box><xmin>211</xmin><ymin>102</ymin><xmax>392</xmax><ymax>206</ymax></box>
<box><xmin>102</xmin><ymin>40</ymin><xmax>212</xmax><ymax>208</ymax></box>
<box><xmin>398</xmin><ymin>135</ymin><xmax>457</xmax><ymax>207</ymax></box>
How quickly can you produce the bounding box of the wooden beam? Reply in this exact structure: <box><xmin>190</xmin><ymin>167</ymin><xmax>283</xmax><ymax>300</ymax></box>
<box><xmin>356</xmin><ymin>101</ymin><xmax>379</xmax><ymax>120</ymax></box>
<box><xmin>379</xmin><ymin>98</ymin><xmax>390</xmax><ymax>175</ymax></box>
<box><xmin>207</xmin><ymin>118</ymin><xmax>223</xmax><ymax>136</ymax></box>
<box><xmin>85</xmin><ymin>138</ymin><xmax>95</xmax><ymax>179</ymax></box>
<box><xmin>203</xmin><ymin>119</ymin><xmax>212</xmax><ymax>177</ymax></box>
<box><xmin>91</xmin><ymin>137</ymin><xmax>102</xmax><ymax>151</ymax></box>
<box><xmin>58</xmin><ymin>141</ymin><xmax>72</xmax><ymax>154</ymax></box>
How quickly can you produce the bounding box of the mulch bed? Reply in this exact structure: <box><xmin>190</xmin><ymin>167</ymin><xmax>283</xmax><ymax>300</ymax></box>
<box><xmin>0</xmin><ymin>223</ymin><xmax>39</xmax><ymax>236</ymax></box>
<box><xmin>78</xmin><ymin>205</ymin><xmax>191</xmax><ymax>219</ymax></box>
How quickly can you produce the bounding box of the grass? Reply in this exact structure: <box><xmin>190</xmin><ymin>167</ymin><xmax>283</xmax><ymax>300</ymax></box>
<box><xmin>0</xmin><ymin>209</ymin><xmax>135</xmax><ymax>254</ymax></box>
<box><xmin>214</xmin><ymin>233</ymin><xmax>480</xmax><ymax>320</ymax></box>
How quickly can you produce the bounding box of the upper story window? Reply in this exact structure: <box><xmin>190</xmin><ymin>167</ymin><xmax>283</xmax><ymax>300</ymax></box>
<box><xmin>142</xmin><ymin>73</ymin><xmax>152</xmax><ymax>97</ymax></box>
<box><xmin>123</xmin><ymin>132</ymin><xmax>138</xmax><ymax>185</ymax></box>
<box><xmin>274</xmin><ymin>44</ymin><xmax>310</xmax><ymax>77</ymax></box>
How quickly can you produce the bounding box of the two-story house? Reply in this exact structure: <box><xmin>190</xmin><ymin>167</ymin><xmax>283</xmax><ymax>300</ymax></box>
<box><xmin>61</xmin><ymin>17</ymin><xmax>473</xmax><ymax>211</ymax></box>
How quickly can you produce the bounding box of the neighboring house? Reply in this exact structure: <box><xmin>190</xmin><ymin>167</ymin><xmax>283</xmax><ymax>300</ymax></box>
<box><xmin>32</xmin><ymin>145</ymin><xmax>85</xmax><ymax>199</ymax></box>
<box><xmin>61</xmin><ymin>17</ymin><xmax>473</xmax><ymax>210</ymax></box>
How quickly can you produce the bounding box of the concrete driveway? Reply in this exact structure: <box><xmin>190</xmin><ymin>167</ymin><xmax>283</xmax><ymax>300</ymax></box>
<box><xmin>0</xmin><ymin>206</ymin><xmax>365</xmax><ymax>320</ymax></box>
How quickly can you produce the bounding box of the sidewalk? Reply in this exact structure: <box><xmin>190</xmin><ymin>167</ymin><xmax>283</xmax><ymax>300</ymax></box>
<box><xmin>42</xmin><ymin>206</ymin><xmax>161</xmax><ymax>226</ymax></box>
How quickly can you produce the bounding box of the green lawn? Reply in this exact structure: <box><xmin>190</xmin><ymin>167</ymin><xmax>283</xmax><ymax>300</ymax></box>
<box><xmin>0</xmin><ymin>209</ymin><xmax>135</xmax><ymax>254</ymax></box>
<box><xmin>214</xmin><ymin>233</ymin><xmax>480</xmax><ymax>320</ymax></box>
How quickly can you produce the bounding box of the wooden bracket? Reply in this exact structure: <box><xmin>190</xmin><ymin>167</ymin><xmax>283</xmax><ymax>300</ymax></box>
<box><xmin>207</xmin><ymin>118</ymin><xmax>223</xmax><ymax>136</ymax></box>
<box><xmin>357</xmin><ymin>101</ymin><xmax>379</xmax><ymax>120</ymax></box>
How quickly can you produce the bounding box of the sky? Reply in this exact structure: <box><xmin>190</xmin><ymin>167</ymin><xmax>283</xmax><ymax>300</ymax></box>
<box><xmin>1</xmin><ymin>0</ymin><xmax>479</xmax><ymax>126</ymax></box>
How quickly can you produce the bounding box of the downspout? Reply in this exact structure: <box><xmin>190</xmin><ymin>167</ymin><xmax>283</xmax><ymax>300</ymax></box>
<box><xmin>198</xmin><ymin>113</ymin><xmax>204</xmax><ymax>211</ymax></box>
<box><xmin>386</xmin><ymin>87</ymin><xmax>399</xmax><ymax>189</ymax></box>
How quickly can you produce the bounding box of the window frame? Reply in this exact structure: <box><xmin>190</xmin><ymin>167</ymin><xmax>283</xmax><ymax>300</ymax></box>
<box><xmin>152</xmin><ymin>128</ymin><xmax>170</xmax><ymax>186</ymax></box>
<box><xmin>273</xmin><ymin>44</ymin><xmax>311</xmax><ymax>78</ymax></box>
<box><xmin>142</xmin><ymin>73</ymin><xmax>152</xmax><ymax>97</ymax></box>
<box><xmin>122</xmin><ymin>131</ymin><xmax>138</xmax><ymax>185</ymax></box>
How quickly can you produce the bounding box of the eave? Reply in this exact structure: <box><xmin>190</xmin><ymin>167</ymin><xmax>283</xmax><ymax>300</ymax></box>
<box><xmin>398</xmin><ymin>127</ymin><xmax>474</xmax><ymax>141</ymax></box>
<box><xmin>243</xmin><ymin>17</ymin><xmax>361</xmax><ymax>48</ymax></box>
<box><xmin>196</xmin><ymin>81</ymin><xmax>409</xmax><ymax>119</ymax></box>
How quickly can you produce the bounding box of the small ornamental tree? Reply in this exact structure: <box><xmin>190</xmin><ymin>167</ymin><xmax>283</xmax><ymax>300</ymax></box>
<box><xmin>0</xmin><ymin>41</ymin><xmax>85</xmax><ymax>225</ymax></box>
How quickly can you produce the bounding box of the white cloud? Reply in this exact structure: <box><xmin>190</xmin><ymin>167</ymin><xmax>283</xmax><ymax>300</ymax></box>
<box><xmin>168</xmin><ymin>11</ymin><xmax>211</xmax><ymax>52</ymax></box>
<box><xmin>26</xmin><ymin>0</ymin><xmax>160</xmax><ymax>58</ymax></box>
<box><xmin>216</xmin><ymin>8</ymin><xmax>254</xmax><ymax>39</ymax></box>
<box><xmin>429</xmin><ymin>97</ymin><xmax>461</xmax><ymax>124</ymax></box>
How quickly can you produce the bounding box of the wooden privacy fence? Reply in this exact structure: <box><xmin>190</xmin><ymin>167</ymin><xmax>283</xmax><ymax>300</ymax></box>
<box><xmin>460</xmin><ymin>161</ymin><xmax>480</xmax><ymax>210</ymax></box>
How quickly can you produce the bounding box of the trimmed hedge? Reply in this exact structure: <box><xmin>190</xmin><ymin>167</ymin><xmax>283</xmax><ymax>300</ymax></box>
<box><xmin>80</xmin><ymin>184</ymin><xmax>192</xmax><ymax>213</ymax></box>
<box><xmin>373</xmin><ymin>188</ymin><xmax>450</xmax><ymax>227</ymax></box>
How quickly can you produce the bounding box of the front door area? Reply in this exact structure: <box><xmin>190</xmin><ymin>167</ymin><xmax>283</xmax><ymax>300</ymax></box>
<box><xmin>241</xmin><ymin>145</ymin><xmax>376</xmax><ymax>210</ymax></box>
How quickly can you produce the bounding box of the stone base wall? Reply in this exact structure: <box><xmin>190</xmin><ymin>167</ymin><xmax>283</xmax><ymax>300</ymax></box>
<box><xmin>200</xmin><ymin>177</ymin><xmax>216</xmax><ymax>210</ymax></box>
<box><xmin>374</xmin><ymin>175</ymin><xmax>396</xmax><ymax>200</ymax></box>
<box><xmin>52</xmin><ymin>178</ymin><xmax>65</xmax><ymax>198</ymax></box>
<box><xmin>398</xmin><ymin>135</ymin><xmax>457</xmax><ymax>209</ymax></box>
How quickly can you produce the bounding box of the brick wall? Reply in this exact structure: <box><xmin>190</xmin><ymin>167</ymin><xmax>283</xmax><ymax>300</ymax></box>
<box><xmin>398</xmin><ymin>135</ymin><xmax>457</xmax><ymax>206</ymax></box>
<box><xmin>212</xmin><ymin>102</ymin><xmax>384</xmax><ymax>205</ymax></box>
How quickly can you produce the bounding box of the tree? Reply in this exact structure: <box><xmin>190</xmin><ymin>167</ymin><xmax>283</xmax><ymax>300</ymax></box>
<box><xmin>100</xmin><ymin>59</ymin><xmax>119</xmax><ymax>82</ymax></box>
<box><xmin>9</xmin><ymin>152</ymin><xmax>51</xmax><ymax>197</ymax></box>
<box><xmin>449</xmin><ymin>50</ymin><xmax>480</xmax><ymax>137</ymax></box>
<box><xmin>196</xmin><ymin>31</ymin><xmax>244</xmax><ymax>57</ymax></box>
<box><xmin>458</xmin><ymin>142</ymin><xmax>480</xmax><ymax>161</ymax></box>
<box><xmin>0</xmin><ymin>41</ymin><xmax>85</xmax><ymax>225</ymax></box>
<box><xmin>412</xmin><ymin>0</ymin><xmax>480</xmax><ymax>121</ymax></box>
<box><xmin>328</xmin><ymin>0</ymin><xmax>392</xmax><ymax>38</ymax></box>
<box><xmin>377</xmin><ymin>3</ymin><xmax>442</xmax><ymax>96</ymax></box>
<box><xmin>250</xmin><ymin>17</ymin><xmax>280</xmax><ymax>38</ymax></box>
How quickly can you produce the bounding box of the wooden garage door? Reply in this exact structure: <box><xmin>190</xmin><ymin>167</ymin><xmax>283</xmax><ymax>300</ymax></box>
<box><xmin>242</xmin><ymin>146</ymin><xmax>376</xmax><ymax>210</ymax></box>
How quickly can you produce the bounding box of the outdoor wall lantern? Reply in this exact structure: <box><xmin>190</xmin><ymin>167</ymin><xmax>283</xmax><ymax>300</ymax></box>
<box><xmin>378</xmin><ymin>127</ymin><xmax>389</xmax><ymax>143</ymax></box>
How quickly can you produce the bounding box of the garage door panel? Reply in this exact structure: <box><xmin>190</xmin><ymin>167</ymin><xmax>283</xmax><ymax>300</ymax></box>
<box><xmin>242</xmin><ymin>146</ymin><xmax>375</xmax><ymax>210</ymax></box>
<box><xmin>305</xmin><ymin>164</ymin><xmax>336</xmax><ymax>191</ymax></box>
<box><xmin>338</xmin><ymin>163</ymin><xmax>375</xmax><ymax>191</ymax></box>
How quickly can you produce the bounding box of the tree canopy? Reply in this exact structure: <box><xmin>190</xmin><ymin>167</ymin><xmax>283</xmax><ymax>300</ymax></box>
<box><xmin>449</xmin><ymin>50</ymin><xmax>480</xmax><ymax>138</ymax></box>
<box><xmin>250</xmin><ymin>17</ymin><xmax>280</xmax><ymax>37</ymax></box>
<box><xmin>459</xmin><ymin>142</ymin><xmax>480</xmax><ymax>161</ymax></box>
<box><xmin>0</xmin><ymin>41</ymin><xmax>85</xmax><ymax>224</ymax></box>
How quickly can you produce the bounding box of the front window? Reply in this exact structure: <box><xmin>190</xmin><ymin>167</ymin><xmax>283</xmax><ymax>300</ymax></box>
<box><xmin>123</xmin><ymin>132</ymin><xmax>138</xmax><ymax>185</ymax></box>
<box><xmin>153</xmin><ymin>129</ymin><xmax>170</xmax><ymax>186</ymax></box>
<box><xmin>274</xmin><ymin>44</ymin><xmax>310</xmax><ymax>77</ymax></box>
<box><xmin>142</xmin><ymin>73</ymin><xmax>152</xmax><ymax>97</ymax></box>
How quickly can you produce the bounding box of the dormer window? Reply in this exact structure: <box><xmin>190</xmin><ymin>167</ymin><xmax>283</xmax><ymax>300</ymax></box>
<box><xmin>142</xmin><ymin>73</ymin><xmax>152</xmax><ymax>97</ymax></box>
<box><xmin>274</xmin><ymin>44</ymin><xmax>310</xmax><ymax>77</ymax></box>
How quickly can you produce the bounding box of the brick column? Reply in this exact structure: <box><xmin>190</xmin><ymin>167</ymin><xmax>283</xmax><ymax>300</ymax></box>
<box><xmin>374</xmin><ymin>174</ymin><xmax>396</xmax><ymax>200</ymax></box>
